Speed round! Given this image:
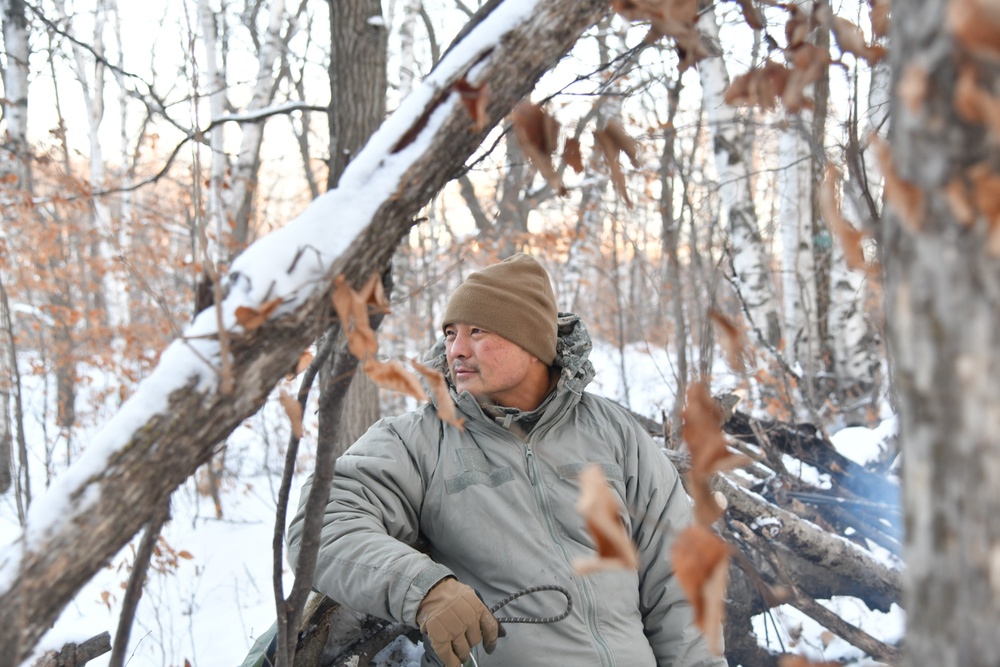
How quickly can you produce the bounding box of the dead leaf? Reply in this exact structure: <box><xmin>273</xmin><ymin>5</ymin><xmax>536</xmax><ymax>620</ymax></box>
<box><xmin>612</xmin><ymin>0</ymin><xmax>713</xmax><ymax>70</ymax></box>
<box><xmin>830</xmin><ymin>15</ymin><xmax>886</xmax><ymax>63</ymax></box>
<box><xmin>954</xmin><ymin>63</ymin><xmax>1000</xmax><ymax>138</ymax></box>
<box><xmin>512</xmin><ymin>101</ymin><xmax>566</xmax><ymax>195</ymax></box>
<box><xmin>708</xmin><ymin>309</ymin><xmax>754</xmax><ymax>373</ymax></box>
<box><xmin>235</xmin><ymin>297</ymin><xmax>283</xmax><ymax>332</ymax></box>
<box><xmin>873</xmin><ymin>136</ymin><xmax>924</xmax><ymax>230</ymax></box>
<box><xmin>563</xmin><ymin>137</ymin><xmax>584</xmax><ymax>174</ymax></box>
<box><xmin>897</xmin><ymin>63</ymin><xmax>928</xmax><ymax>113</ymax></box>
<box><xmin>455</xmin><ymin>78</ymin><xmax>490</xmax><ymax>132</ymax></box>
<box><xmin>725</xmin><ymin>61</ymin><xmax>791</xmax><ymax>110</ymax></box>
<box><xmin>682</xmin><ymin>382</ymin><xmax>749</xmax><ymax>479</ymax></box>
<box><xmin>364</xmin><ymin>358</ymin><xmax>427</xmax><ymax>402</ymax></box>
<box><xmin>288</xmin><ymin>350</ymin><xmax>315</xmax><ymax>379</ymax></box>
<box><xmin>783</xmin><ymin>44</ymin><xmax>830</xmax><ymax>112</ymax></box>
<box><xmin>947</xmin><ymin>0</ymin><xmax>1000</xmax><ymax>61</ymax></box>
<box><xmin>178</xmin><ymin>550</ymin><xmax>194</xmax><ymax>560</ymax></box>
<box><xmin>573</xmin><ymin>465</ymin><xmax>639</xmax><ymax>575</ymax></box>
<box><xmin>818</xmin><ymin>166</ymin><xmax>874</xmax><ymax>274</ymax></box>
<box><xmin>411</xmin><ymin>359</ymin><xmax>465</xmax><ymax>431</ymax></box>
<box><xmin>967</xmin><ymin>162</ymin><xmax>1000</xmax><ymax>254</ymax></box>
<box><xmin>671</xmin><ymin>525</ymin><xmax>730</xmax><ymax>654</ymax></box>
<box><xmin>280</xmin><ymin>390</ymin><xmax>304</xmax><ymax>439</ymax></box>
<box><xmin>358</xmin><ymin>272</ymin><xmax>392</xmax><ymax>314</ymax></box>
<box><xmin>784</xmin><ymin>3</ymin><xmax>814</xmax><ymax>48</ymax></box>
<box><xmin>332</xmin><ymin>275</ymin><xmax>379</xmax><ymax>360</ymax></box>
<box><xmin>734</xmin><ymin>0</ymin><xmax>765</xmax><ymax>30</ymax></box>
<box><xmin>595</xmin><ymin>126</ymin><xmax>633</xmax><ymax>207</ymax></box>
<box><xmin>870</xmin><ymin>0</ymin><xmax>890</xmax><ymax>38</ymax></box>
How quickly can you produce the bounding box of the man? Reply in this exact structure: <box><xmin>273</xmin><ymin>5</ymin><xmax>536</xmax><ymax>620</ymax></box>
<box><xmin>288</xmin><ymin>253</ymin><xmax>725</xmax><ymax>667</ymax></box>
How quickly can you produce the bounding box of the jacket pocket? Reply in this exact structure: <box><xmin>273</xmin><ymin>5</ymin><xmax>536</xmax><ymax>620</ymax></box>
<box><xmin>556</xmin><ymin>462</ymin><xmax>624</xmax><ymax>482</ymax></box>
<box><xmin>444</xmin><ymin>448</ymin><xmax>514</xmax><ymax>494</ymax></box>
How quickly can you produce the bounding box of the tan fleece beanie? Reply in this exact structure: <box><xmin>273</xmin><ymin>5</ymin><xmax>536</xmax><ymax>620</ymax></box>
<box><xmin>442</xmin><ymin>254</ymin><xmax>559</xmax><ymax>364</ymax></box>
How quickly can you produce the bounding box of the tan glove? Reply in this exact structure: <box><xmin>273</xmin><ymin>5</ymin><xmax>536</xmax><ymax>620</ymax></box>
<box><xmin>417</xmin><ymin>577</ymin><xmax>501</xmax><ymax>667</ymax></box>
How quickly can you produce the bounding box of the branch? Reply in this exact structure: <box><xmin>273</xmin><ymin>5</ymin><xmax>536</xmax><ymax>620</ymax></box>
<box><xmin>0</xmin><ymin>1</ymin><xmax>612</xmax><ymax>661</ymax></box>
<box><xmin>109</xmin><ymin>503</ymin><xmax>170</xmax><ymax>667</ymax></box>
<box><xmin>30</xmin><ymin>632</ymin><xmax>111</xmax><ymax>667</ymax></box>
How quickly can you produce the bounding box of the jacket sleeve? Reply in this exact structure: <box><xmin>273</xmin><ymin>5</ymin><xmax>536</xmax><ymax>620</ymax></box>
<box><xmin>626</xmin><ymin>420</ymin><xmax>729</xmax><ymax>667</ymax></box>
<box><xmin>286</xmin><ymin>419</ymin><xmax>453</xmax><ymax>627</ymax></box>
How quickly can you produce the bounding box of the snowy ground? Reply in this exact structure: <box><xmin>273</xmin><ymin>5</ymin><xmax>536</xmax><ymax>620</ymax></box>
<box><xmin>1</xmin><ymin>341</ymin><xmax>904</xmax><ymax>667</ymax></box>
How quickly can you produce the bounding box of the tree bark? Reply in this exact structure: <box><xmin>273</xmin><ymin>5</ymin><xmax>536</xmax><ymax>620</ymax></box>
<box><xmin>0</xmin><ymin>2</ymin><xmax>611</xmax><ymax>661</ymax></box>
<box><xmin>883</xmin><ymin>2</ymin><xmax>1000</xmax><ymax>665</ymax></box>
<box><xmin>697</xmin><ymin>8</ymin><xmax>782</xmax><ymax>347</ymax></box>
<box><xmin>324</xmin><ymin>0</ymin><xmax>389</xmax><ymax>457</ymax></box>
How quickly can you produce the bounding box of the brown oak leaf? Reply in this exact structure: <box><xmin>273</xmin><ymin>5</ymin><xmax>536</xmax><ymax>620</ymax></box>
<box><xmin>563</xmin><ymin>137</ymin><xmax>584</xmax><ymax>174</ymax></box>
<box><xmin>455</xmin><ymin>78</ymin><xmax>490</xmax><ymax>132</ymax></box>
<box><xmin>279</xmin><ymin>390</ymin><xmax>304</xmax><ymax>439</ymax></box>
<box><xmin>512</xmin><ymin>101</ymin><xmax>566</xmax><ymax>195</ymax></box>
<box><xmin>682</xmin><ymin>382</ymin><xmax>748</xmax><ymax>479</ymax></box>
<box><xmin>574</xmin><ymin>465</ymin><xmax>639</xmax><ymax>575</ymax></box>
<box><xmin>818</xmin><ymin>166</ymin><xmax>875</xmax><ymax>275</ymax></box>
<box><xmin>870</xmin><ymin>0</ymin><xmax>890</xmax><ymax>38</ymax></box>
<box><xmin>235</xmin><ymin>297</ymin><xmax>283</xmax><ymax>332</ymax></box>
<box><xmin>708</xmin><ymin>309</ymin><xmax>754</xmax><ymax>374</ymax></box>
<box><xmin>830</xmin><ymin>15</ymin><xmax>886</xmax><ymax>63</ymax></box>
<box><xmin>364</xmin><ymin>358</ymin><xmax>427</xmax><ymax>402</ymax></box>
<box><xmin>947</xmin><ymin>0</ymin><xmax>1000</xmax><ymax>61</ymax></box>
<box><xmin>411</xmin><ymin>359</ymin><xmax>465</xmax><ymax>431</ymax></box>
<box><xmin>671</xmin><ymin>525</ymin><xmax>730</xmax><ymax>654</ymax></box>
<box><xmin>332</xmin><ymin>275</ymin><xmax>379</xmax><ymax>361</ymax></box>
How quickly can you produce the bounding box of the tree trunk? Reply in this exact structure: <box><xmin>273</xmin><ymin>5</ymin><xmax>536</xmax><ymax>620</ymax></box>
<box><xmin>0</xmin><ymin>2</ymin><xmax>611</xmax><ymax>660</ymax></box>
<box><xmin>697</xmin><ymin>9</ymin><xmax>782</xmax><ymax>347</ymax></box>
<box><xmin>0</xmin><ymin>0</ymin><xmax>30</xmax><ymax>498</ymax></box>
<box><xmin>326</xmin><ymin>0</ymin><xmax>387</xmax><ymax>189</ymax></box>
<box><xmin>225</xmin><ymin>0</ymin><xmax>297</xmax><ymax>252</ymax></box>
<box><xmin>884</xmin><ymin>2</ymin><xmax>1000</xmax><ymax>664</ymax></box>
<box><xmin>324</xmin><ymin>0</ymin><xmax>388</xmax><ymax>456</ymax></box>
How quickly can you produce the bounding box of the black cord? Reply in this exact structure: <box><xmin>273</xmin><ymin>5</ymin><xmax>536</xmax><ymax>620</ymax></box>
<box><xmin>489</xmin><ymin>585</ymin><xmax>573</xmax><ymax>624</ymax></box>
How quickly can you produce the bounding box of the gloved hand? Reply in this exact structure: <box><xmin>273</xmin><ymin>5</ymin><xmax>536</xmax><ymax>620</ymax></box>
<box><xmin>417</xmin><ymin>577</ymin><xmax>502</xmax><ymax>667</ymax></box>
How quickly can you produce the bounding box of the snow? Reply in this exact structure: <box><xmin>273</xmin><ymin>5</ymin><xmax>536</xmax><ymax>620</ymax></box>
<box><xmin>832</xmin><ymin>416</ymin><xmax>898</xmax><ymax>467</ymax></box>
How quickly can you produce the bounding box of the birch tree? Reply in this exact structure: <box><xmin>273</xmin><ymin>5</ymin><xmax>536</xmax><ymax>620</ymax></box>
<box><xmin>1</xmin><ymin>0</ymin><xmax>31</xmax><ymax>499</ymax></box>
<box><xmin>883</xmin><ymin>0</ymin><xmax>1000</xmax><ymax>663</ymax></box>
<box><xmin>698</xmin><ymin>9</ymin><xmax>782</xmax><ymax>348</ymax></box>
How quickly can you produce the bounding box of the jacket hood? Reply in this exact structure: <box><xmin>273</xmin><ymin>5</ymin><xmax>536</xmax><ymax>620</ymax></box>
<box><xmin>422</xmin><ymin>312</ymin><xmax>596</xmax><ymax>403</ymax></box>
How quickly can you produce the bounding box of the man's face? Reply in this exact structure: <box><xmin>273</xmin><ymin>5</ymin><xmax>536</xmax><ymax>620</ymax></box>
<box><xmin>444</xmin><ymin>323</ymin><xmax>540</xmax><ymax>408</ymax></box>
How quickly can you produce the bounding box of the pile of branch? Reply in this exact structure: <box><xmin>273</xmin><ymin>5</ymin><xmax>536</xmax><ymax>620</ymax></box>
<box><xmin>713</xmin><ymin>399</ymin><xmax>903</xmax><ymax>666</ymax></box>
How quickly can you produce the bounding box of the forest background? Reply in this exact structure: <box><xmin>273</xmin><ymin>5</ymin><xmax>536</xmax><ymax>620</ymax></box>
<box><xmin>1</xmin><ymin>0</ymin><xmax>997</xmax><ymax>666</ymax></box>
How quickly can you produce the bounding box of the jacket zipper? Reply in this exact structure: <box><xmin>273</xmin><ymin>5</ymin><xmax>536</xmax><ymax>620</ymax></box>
<box><xmin>523</xmin><ymin>442</ymin><xmax>616</xmax><ymax>667</ymax></box>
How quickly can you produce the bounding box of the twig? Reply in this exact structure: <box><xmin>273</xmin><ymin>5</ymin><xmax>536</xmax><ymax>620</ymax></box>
<box><xmin>271</xmin><ymin>327</ymin><xmax>340</xmax><ymax>667</ymax></box>
<box><xmin>109</xmin><ymin>502</ymin><xmax>171</xmax><ymax>667</ymax></box>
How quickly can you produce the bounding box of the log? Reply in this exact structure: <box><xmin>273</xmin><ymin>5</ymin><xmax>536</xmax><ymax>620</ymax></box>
<box><xmin>717</xmin><ymin>476</ymin><xmax>903</xmax><ymax>606</ymax></box>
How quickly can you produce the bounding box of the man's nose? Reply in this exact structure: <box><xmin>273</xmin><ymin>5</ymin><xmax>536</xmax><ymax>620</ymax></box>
<box><xmin>449</xmin><ymin>330</ymin><xmax>472</xmax><ymax>358</ymax></box>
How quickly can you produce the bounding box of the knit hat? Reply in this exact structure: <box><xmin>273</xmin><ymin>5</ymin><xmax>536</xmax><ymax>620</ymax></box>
<box><xmin>442</xmin><ymin>253</ymin><xmax>559</xmax><ymax>364</ymax></box>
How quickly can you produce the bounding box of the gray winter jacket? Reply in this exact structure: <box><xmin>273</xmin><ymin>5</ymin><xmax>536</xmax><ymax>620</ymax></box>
<box><xmin>287</xmin><ymin>314</ymin><xmax>725</xmax><ymax>667</ymax></box>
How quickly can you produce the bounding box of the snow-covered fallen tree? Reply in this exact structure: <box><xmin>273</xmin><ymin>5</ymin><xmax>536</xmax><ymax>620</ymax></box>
<box><xmin>0</xmin><ymin>1</ymin><xmax>610</xmax><ymax>661</ymax></box>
